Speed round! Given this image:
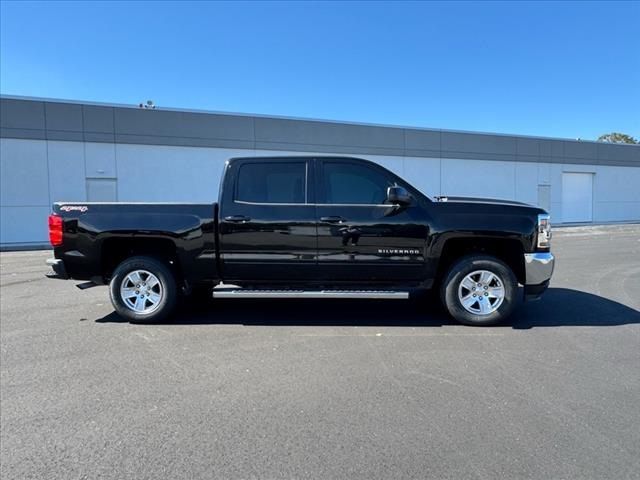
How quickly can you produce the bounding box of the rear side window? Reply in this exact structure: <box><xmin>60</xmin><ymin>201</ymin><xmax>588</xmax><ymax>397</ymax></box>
<box><xmin>236</xmin><ymin>162</ymin><xmax>306</xmax><ymax>204</ymax></box>
<box><xmin>322</xmin><ymin>162</ymin><xmax>392</xmax><ymax>204</ymax></box>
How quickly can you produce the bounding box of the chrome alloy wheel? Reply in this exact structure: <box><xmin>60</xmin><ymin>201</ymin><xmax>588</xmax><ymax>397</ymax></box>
<box><xmin>457</xmin><ymin>270</ymin><xmax>505</xmax><ymax>315</ymax></box>
<box><xmin>120</xmin><ymin>270</ymin><xmax>163</xmax><ymax>314</ymax></box>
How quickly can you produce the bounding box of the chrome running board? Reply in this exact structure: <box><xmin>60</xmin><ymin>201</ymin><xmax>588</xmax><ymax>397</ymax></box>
<box><xmin>212</xmin><ymin>289</ymin><xmax>409</xmax><ymax>300</ymax></box>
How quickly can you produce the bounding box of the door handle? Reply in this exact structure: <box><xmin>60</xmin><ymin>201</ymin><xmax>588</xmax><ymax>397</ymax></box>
<box><xmin>320</xmin><ymin>216</ymin><xmax>346</xmax><ymax>224</ymax></box>
<box><xmin>224</xmin><ymin>215</ymin><xmax>251</xmax><ymax>223</ymax></box>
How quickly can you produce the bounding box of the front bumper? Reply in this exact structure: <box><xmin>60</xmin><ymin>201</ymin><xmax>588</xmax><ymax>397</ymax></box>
<box><xmin>524</xmin><ymin>252</ymin><xmax>555</xmax><ymax>285</ymax></box>
<box><xmin>524</xmin><ymin>279</ymin><xmax>550</xmax><ymax>301</ymax></box>
<box><xmin>523</xmin><ymin>252</ymin><xmax>554</xmax><ymax>301</ymax></box>
<box><xmin>45</xmin><ymin>258</ymin><xmax>69</xmax><ymax>280</ymax></box>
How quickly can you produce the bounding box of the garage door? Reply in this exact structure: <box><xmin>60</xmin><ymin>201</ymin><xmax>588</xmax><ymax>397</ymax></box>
<box><xmin>562</xmin><ymin>172</ymin><xmax>593</xmax><ymax>223</ymax></box>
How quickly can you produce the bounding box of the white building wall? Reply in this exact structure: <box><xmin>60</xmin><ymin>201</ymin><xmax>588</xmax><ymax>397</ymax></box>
<box><xmin>591</xmin><ymin>166</ymin><xmax>640</xmax><ymax>222</ymax></box>
<box><xmin>47</xmin><ymin>141</ymin><xmax>86</xmax><ymax>202</ymax></box>
<box><xmin>1</xmin><ymin>139</ymin><xmax>51</xmax><ymax>245</ymax></box>
<box><xmin>1</xmin><ymin>137</ymin><xmax>639</xmax><ymax>247</ymax></box>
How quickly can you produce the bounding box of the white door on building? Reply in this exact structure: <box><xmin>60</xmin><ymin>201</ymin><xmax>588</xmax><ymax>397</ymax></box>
<box><xmin>562</xmin><ymin>172</ymin><xmax>593</xmax><ymax>223</ymax></box>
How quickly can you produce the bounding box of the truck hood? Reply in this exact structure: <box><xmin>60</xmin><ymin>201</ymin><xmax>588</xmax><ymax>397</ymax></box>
<box><xmin>430</xmin><ymin>195</ymin><xmax>547</xmax><ymax>236</ymax></box>
<box><xmin>434</xmin><ymin>195</ymin><xmax>533</xmax><ymax>208</ymax></box>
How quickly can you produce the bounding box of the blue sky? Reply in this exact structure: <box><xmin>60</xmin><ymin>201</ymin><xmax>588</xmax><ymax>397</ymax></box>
<box><xmin>1</xmin><ymin>1</ymin><xmax>638</xmax><ymax>140</ymax></box>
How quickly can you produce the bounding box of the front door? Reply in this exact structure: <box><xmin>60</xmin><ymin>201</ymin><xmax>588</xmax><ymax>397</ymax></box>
<box><xmin>219</xmin><ymin>158</ymin><xmax>317</xmax><ymax>283</ymax></box>
<box><xmin>315</xmin><ymin>158</ymin><xmax>428</xmax><ymax>284</ymax></box>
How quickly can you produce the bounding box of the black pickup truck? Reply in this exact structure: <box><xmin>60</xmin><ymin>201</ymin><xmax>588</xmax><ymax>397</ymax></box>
<box><xmin>46</xmin><ymin>156</ymin><xmax>554</xmax><ymax>325</ymax></box>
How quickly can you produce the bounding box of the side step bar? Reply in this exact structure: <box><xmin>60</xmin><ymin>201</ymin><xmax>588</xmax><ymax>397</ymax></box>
<box><xmin>212</xmin><ymin>289</ymin><xmax>409</xmax><ymax>300</ymax></box>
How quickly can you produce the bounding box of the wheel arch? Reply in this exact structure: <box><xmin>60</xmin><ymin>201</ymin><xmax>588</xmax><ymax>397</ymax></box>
<box><xmin>434</xmin><ymin>236</ymin><xmax>526</xmax><ymax>286</ymax></box>
<box><xmin>100</xmin><ymin>236</ymin><xmax>183</xmax><ymax>285</ymax></box>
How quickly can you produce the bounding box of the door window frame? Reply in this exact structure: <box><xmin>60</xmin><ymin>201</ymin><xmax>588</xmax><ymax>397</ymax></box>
<box><xmin>220</xmin><ymin>156</ymin><xmax>428</xmax><ymax>211</ymax></box>
<box><xmin>315</xmin><ymin>158</ymin><xmax>413</xmax><ymax>207</ymax></box>
<box><xmin>230</xmin><ymin>158</ymin><xmax>314</xmax><ymax>206</ymax></box>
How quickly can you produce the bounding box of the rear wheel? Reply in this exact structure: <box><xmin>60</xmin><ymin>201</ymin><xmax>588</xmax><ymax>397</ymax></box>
<box><xmin>109</xmin><ymin>256</ymin><xmax>177</xmax><ymax>323</ymax></box>
<box><xmin>440</xmin><ymin>255</ymin><xmax>518</xmax><ymax>326</ymax></box>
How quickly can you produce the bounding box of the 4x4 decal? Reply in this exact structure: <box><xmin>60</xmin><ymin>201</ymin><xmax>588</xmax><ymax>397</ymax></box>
<box><xmin>60</xmin><ymin>205</ymin><xmax>88</xmax><ymax>213</ymax></box>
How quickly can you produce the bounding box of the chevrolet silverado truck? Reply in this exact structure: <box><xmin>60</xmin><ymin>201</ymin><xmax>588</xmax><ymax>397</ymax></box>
<box><xmin>46</xmin><ymin>156</ymin><xmax>554</xmax><ymax>326</ymax></box>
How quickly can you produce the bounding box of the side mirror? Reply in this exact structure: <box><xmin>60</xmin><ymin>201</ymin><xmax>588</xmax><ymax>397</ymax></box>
<box><xmin>387</xmin><ymin>186</ymin><xmax>412</xmax><ymax>205</ymax></box>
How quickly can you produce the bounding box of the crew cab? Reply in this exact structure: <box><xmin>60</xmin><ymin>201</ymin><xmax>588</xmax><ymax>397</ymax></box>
<box><xmin>46</xmin><ymin>156</ymin><xmax>554</xmax><ymax>325</ymax></box>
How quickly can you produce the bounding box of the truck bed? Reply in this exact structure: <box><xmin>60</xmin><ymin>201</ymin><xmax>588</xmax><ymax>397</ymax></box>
<box><xmin>51</xmin><ymin>202</ymin><xmax>219</xmax><ymax>285</ymax></box>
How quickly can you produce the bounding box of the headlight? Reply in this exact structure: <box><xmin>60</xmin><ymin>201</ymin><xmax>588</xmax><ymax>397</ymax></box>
<box><xmin>537</xmin><ymin>214</ymin><xmax>551</xmax><ymax>249</ymax></box>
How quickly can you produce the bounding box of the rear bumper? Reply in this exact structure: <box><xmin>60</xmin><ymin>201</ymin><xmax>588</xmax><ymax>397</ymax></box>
<box><xmin>524</xmin><ymin>252</ymin><xmax>555</xmax><ymax>285</ymax></box>
<box><xmin>45</xmin><ymin>258</ymin><xmax>69</xmax><ymax>280</ymax></box>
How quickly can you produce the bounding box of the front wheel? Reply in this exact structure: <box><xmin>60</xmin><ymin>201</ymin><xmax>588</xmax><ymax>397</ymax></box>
<box><xmin>440</xmin><ymin>255</ymin><xmax>518</xmax><ymax>326</ymax></box>
<box><xmin>109</xmin><ymin>256</ymin><xmax>177</xmax><ymax>323</ymax></box>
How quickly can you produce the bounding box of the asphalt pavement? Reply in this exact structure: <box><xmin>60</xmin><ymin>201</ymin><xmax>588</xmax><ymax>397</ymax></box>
<box><xmin>1</xmin><ymin>225</ymin><xmax>639</xmax><ymax>480</ymax></box>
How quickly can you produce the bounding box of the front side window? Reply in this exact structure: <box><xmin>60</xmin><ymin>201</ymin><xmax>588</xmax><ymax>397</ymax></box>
<box><xmin>236</xmin><ymin>162</ymin><xmax>306</xmax><ymax>204</ymax></box>
<box><xmin>322</xmin><ymin>162</ymin><xmax>392</xmax><ymax>204</ymax></box>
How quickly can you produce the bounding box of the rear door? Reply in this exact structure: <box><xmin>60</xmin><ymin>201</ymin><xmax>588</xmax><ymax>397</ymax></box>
<box><xmin>315</xmin><ymin>158</ymin><xmax>428</xmax><ymax>284</ymax></box>
<box><xmin>218</xmin><ymin>158</ymin><xmax>317</xmax><ymax>283</ymax></box>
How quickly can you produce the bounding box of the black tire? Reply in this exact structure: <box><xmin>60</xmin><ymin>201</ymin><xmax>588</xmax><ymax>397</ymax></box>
<box><xmin>440</xmin><ymin>254</ymin><xmax>518</xmax><ymax>326</ymax></box>
<box><xmin>109</xmin><ymin>256</ymin><xmax>177</xmax><ymax>323</ymax></box>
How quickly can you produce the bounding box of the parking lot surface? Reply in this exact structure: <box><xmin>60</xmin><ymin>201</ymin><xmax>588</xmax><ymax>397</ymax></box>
<box><xmin>1</xmin><ymin>225</ymin><xmax>639</xmax><ymax>480</ymax></box>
